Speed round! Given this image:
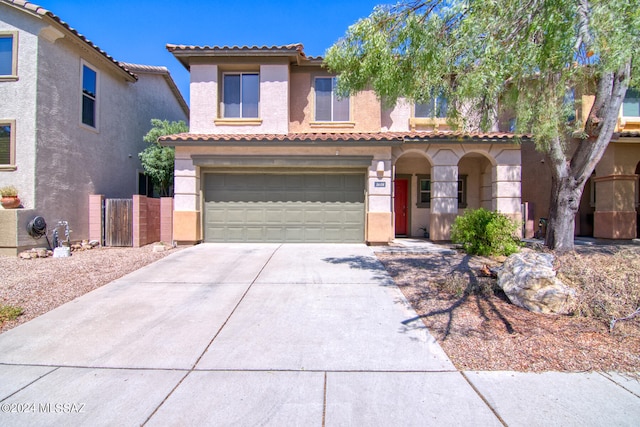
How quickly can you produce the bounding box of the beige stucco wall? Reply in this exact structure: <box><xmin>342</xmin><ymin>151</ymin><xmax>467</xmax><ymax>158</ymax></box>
<box><xmin>189</xmin><ymin>63</ymin><xmax>289</xmax><ymax>134</ymax></box>
<box><xmin>382</xmin><ymin>99</ymin><xmax>412</xmax><ymax>132</ymax></box>
<box><xmin>522</xmin><ymin>138</ymin><xmax>640</xmax><ymax>238</ymax></box>
<box><xmin>0</xmin><ymin>6</ymin><xmax>188</xmax><ymax>251</ymax></box>
<box><xmin>173</xmin><ymin>144</ymin><xmax>394</xmax><ymax>244</ymax></box>
<box><xmin>393</xmin><ymin>142</ymin><xmax>521</xmax><ymax>240</ymax></box>
<box><xmin>0</xmin><ymin>4</ymin><xmax>40</xmax><ymax>209</ymax></box>
<box><xmin>32</xmin><ymin>33</ymin><xmax>188</xmax><ymax>242</ymax></box>
<box><xmin>289</xmin><ymin>67</ymin><xmax>381</xmax><ymax>133</ymax></box>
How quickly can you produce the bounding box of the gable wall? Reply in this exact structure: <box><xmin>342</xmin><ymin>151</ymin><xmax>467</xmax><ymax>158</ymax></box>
<box><xmin>0</xmin><ymin>4</ymin><xmax>41</xmax><ymax>208</ymax></box>
<box><xmin>32</xmin><ymin>25</ymin><xmax>187</xmax><ymax>240</ymax></box>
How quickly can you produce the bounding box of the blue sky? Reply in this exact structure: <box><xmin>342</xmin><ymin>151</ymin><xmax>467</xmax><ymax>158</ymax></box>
<box><xmin>34</xmin><ymin>0</ymin><xmax>385</xmax><ymax>105</ymax></box>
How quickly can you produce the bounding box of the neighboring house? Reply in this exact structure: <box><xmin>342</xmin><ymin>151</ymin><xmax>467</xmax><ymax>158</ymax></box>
<box><xmin>160</xmin><ymin>44</ymin><xmax>524</xmax><ymax>245</ymax></box>
<box><xmin>0</xmin><ymin>0</ymin><xmax>189</xmax><ymax>255</ymax></box>
<box><xmin>521</xmin><ymin>89</ymin><xmax>640</xmax><ymax>240</ymax></box>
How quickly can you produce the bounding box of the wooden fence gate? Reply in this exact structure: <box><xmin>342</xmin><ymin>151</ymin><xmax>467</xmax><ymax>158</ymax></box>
<box><xmin>104</xmin><ymin>198</ymin><xmax>133</xmax><ymax>246</ymax></box>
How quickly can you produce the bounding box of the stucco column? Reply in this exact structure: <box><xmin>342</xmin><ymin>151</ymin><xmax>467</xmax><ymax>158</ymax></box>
<box><xmin>368</xmin><ymin>158</ymin><xmax>393</xmax><ymax>244</ymax></box>
<box><xmin>492</xmin><ymin>164</ymin><xmax>522</xmax><ymax>226</ymax></box>
<box><xmin>480</xmin><ymin>168</ymin><xmax>492</xmax><ymax>210</ymax></box>
<box><xmin>430</xmin><ymin>165</ymin><xmax>458</xmax><ymax>241</ymax></box>
<box><xmin>173</xmin><ymin>154</ymin><xmax>201</xmax><ymax>244</ymax></box>
<box><xmin>593</xmin><ymin>174</ymin><xmax>638</xmax><ymax>239</ymax></box>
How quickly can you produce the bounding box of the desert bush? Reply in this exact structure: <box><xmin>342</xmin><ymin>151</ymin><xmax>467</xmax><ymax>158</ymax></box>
<box><xmin>0</xmin><ymin>305</ymin><xmax>23</xmax><ymax>323</ymax></box>
<box><xmin>450</xmin><ymin>208</ymin><xmax>522</xmax><ymax>256</ymax></box>
<box><xmin>555</xmin><ymin>248</ymin><xmax>640</xmax><ymax>328</ymax></box>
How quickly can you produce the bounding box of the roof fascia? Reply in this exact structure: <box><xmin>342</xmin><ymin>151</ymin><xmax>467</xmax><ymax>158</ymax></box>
<box><xmin>159</xmin><ymin>139</ymin><xmax>403</xmax><ymax>148</ymax></box>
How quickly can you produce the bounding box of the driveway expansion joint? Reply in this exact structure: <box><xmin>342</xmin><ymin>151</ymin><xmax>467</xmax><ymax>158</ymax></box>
<box><xmin>141</xmin><ymin>244</ymin><xmax>283</xmax><ymax>426</ymax></box>
<box><xmin>460</xmin><ymin>371</ymin><xmax>508</xmax><ymax>426</ymax></box>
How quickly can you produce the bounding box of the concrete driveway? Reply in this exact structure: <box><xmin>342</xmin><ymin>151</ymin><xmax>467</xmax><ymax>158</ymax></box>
<box><xmin>0</xmin><ymin>244</ymin><xmax>638</xmax><ymax>426</ymax></box>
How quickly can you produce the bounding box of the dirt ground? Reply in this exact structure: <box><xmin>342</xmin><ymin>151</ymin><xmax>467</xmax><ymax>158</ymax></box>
<box><xmin>0</xmin><ymin>245</ymin><xmax>181</xmax><ymax>334</ymax></box>
<box><xmin>376</xmin><ymin>244</ymin><xmax>640</xmax><ymax>372</ymax></box>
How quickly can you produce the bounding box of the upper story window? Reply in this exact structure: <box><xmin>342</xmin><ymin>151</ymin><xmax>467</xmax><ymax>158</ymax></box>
<box><xmin>81</xmin><ymin>62</ymin><xmax>98</xmax><ymax>128</ymax></box>
<box><xmin>0</xmin><ymin>121</ymin><xmax>15</xmax><ymax>168</ymax></box>
<box><xmin>315</xmin><ymin>77</ymin><xmax>349</xmax><ymax>122</ymax></box>
<box><xmin>415</xmin><ymin>94</ymin><xmax>448</xmax><ymax>118</ymax></box>
<box><xmin>0</xmin><ymin>32</ymin><xmax>18</xmax><ymax>79</ymax></box>
<box><xmin>222</xmin><ymin>73</ymin><xmax>259</xmax><ymax>118</ymax></box>
<box><xmin>622</xmin><ymin>88</ymin><xmax>640</xmax><ymax>117</ymax></box>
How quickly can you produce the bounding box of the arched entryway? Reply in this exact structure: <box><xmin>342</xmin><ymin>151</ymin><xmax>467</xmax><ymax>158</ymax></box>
<box><xmin>393</xmin><ymin>151</ymin><xmax>433</xmax><ymax>237</ymax></box>
<box><xmin>457</xmin><ymin>152</ymin><xmax>494</xmax><ymax>212</ymax></box>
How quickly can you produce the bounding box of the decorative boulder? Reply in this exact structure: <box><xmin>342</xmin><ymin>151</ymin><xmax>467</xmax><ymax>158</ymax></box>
<box><xmin>497</xmin><ymin>252</ymin><xmax>576</xmax><ymax>315</ymax></box>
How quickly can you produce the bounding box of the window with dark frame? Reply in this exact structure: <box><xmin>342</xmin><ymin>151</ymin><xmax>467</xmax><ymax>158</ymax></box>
<box><xmin>415</xmin><ymin>94</ymin><xmax>448</xmax><ymax>118</ymax></box>
<box><xmin>315</xmin><ymin>77</ymin><xmax>350</xmax><ymax>121</ymax></box>
<box><xmin>623</xmin><ymin>88</ymin><xmax>640</xmax><ymax>117</ymax></box>
<box><xmin>417</xmin><ymin>175</ymin><xmax>431</xmax><ymax>208</ymax></box>
<box><xmin>223</xmin><ymin>73</ymin><xmax>259</xmax><ymax>118</ymax></box>
<box><xmin>0</xmin><ymin>123</ymin><xmax>12</xmax><ymax>165</ymax></box>
<box><xmin>82</xmin><ymin>64</ymin><xmax>97</xmax><ymax>128</ymax></box>
<box><xmin>416</xmin><ymin>175</ymin><xmax>467</xmax><ymax>208</ymax></box>
<box><xmin>0</xmin><ymin>33</ymin><xmax>15</xmax><ymax>77</ymax></box>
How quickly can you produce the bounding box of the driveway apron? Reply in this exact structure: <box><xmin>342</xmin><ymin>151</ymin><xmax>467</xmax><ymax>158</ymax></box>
<box><xmin>0</xmin><ymin>243</ymin><xmax>504</xmax><ymax>426</ymax></box>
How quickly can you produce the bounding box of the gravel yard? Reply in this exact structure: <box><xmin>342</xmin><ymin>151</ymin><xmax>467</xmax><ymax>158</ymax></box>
<box><xmin>376</xmin><ymin>244</ymin><xmax>640</xmax><ymax>372</ymax></box>
<box><xmin>0</xmin><ymin>245</ymin><xmax>181</xmax><ymax>334</ymax></box>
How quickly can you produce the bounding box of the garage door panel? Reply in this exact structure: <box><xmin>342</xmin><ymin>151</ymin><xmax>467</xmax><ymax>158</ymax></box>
<box><xmin>264</xmin><ymin>209</ymin><xmax>286</xmax><ymax>224</ymax></box>
<box><xmin>225</xmin><ymin>227</ymin><xmax>247</xmax><ymax>242</ymax></box>
<box><xmin>304</xmin><ymin>210</ymin><xmax>325</xmax><ymax>224</ymax></box>
<box><xmin>245</xmin><ymin>209</ymin><xmax>266</xmax><ymax>224</ymax></box>
<box><xmin>285</xmin><ymin>227</ymin><xmax>304</xmax><ymax>241</ymax></box>
<box><xmin>245</xmin><ymin>227</ymin><xmax>267</xmax><ymax>241</ymax></box>
<box><xmin>285</xmin><ymin>209</ymin><xmax>305</xmax><ymax>224</ymax></box>
<box><xmin>204</xmin><ymin>173</ymin><xmax>364</xmax><ymax>243</ymax></box>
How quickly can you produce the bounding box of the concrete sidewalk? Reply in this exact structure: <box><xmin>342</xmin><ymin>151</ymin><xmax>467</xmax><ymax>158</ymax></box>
<box><xmin>0</xmin><ymin>244</ymin><xmax>638</xmax><ymax>426</ymax></box>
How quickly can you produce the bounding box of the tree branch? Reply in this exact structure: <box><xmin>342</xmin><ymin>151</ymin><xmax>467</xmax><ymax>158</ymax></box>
<box><xmin>574</xmin><ymin>0</ymin><xmax>593</xmax><ymax>52</ymax></box>
<box><xmin>610</xmin><ymin>307</ymin><xmax>640</xmax><ymax>333</ymax></box>
<box><xmin>574</xmin><ymin>60</ymin><xmax>631</xmax><ymax>180</ymax></box>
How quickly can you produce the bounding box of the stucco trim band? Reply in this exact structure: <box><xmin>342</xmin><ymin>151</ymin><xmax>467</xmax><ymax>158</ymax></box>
<box><xmin>191</xmin><ymin>155</ymin><xmax>374</xmax><ymax>168</ymax></box>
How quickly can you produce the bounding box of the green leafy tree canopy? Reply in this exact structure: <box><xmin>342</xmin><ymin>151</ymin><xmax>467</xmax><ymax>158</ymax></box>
<box><xmin>139</xmin><ymin>119</ymin><xmax>188</xmax><ymax>197</ymax></box>
<box><xmin>325</xmin><ymin>0</ymin><xmax>639</xmax><ymax>251</ymax></box>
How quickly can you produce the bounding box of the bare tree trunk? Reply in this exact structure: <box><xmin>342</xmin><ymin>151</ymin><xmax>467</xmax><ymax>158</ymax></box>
<box><xmin>546</xmin><ymin>170</ymin><xmax>584</xmax><ymax>251</ymax></box>
<box><xmin>544</xmin><ymin>61</ymin><xmax>631</xmax><ymax>252</ymax></box>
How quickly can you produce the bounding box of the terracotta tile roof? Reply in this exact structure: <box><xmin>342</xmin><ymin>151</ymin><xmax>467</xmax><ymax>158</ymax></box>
<box><xmin>166</xmin><ymin>43</ymin><xmax>310</xmax><ymax>69</ymax></box>
<box><xmin>159</xmin><ymin>131</ymin><xmax>528</xmax><ymax>144</ymax></box>
<box><xmin>619</xmin><ymin>131</ymin><xmax>640</xmax><ymax>138</ymax></box>
<box><xmin>166</xmin><ymin>44</ymin><xmax>306</xmax><ymax>56</ymax></box>
<box><xmin>120</xmin><ymin>62</ymin><xmax>189</xmax><ymax>115</ymax></box>
<box><xmin>2</xmin><ymin>0</ymin><xmax>137</xmax><ymax>81</ymax></box>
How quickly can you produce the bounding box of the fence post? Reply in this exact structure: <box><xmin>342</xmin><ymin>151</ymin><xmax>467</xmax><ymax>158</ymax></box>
<box><xmin>160</xmin><ymin>197</ymin><xmax>174</xmax><ymax>245</ymax></box>
<box><xmin>132</xmin><ymin>195</ymin><xmax>146</xmax><ymax>248</ymax></box>
<box><xmin>89</xmin><ymin>194</ymin><xmax>104</xmax><ymax>245</ymax></box>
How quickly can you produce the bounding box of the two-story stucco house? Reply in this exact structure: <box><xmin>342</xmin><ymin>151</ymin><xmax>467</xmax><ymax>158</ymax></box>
<box><xmin>521</xmin><ymin>90</ymin><xmax>640</xmax><ymax>240</ymax></box>
<box><xmin>160</xmin><ymin>44</ymin><xmax>524</xmax><ymax>245</ymax></box>
<box><xmin>0</xmin><ymin>0</ymin><xmax>189</xmax><ymax>254</ymax></box>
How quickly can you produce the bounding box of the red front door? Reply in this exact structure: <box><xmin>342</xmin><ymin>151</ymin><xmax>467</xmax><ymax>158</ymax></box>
<box><xmin>394</xmin><ymin>179</ymin><xmax>408</xmax><ymax>236</ymax></box>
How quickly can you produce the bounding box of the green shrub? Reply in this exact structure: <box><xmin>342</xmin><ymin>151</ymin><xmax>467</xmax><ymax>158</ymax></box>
<box><xmin>450</xmin><ymin>208</ymin><xmax>522</xmax><ymax>256</ymax></box>
<box><xmin>0</xmin><ymin>305</ymin><xmax>23</xmax><ymax>323</ymax></box>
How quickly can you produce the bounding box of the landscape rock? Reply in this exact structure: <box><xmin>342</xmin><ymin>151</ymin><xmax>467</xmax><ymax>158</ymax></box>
<box><xmin>497</xmin><ymin>251</ymin><xmax>576</xmax><ymax>315</ymax></box>
<box><xmin>18</xmin><ymin>248</ymin><xmax>52</xmax><ymax>259</ymax></box>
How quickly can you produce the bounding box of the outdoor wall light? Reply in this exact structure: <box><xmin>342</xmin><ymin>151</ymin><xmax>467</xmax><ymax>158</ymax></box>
<box><xmin>376</xmin><ymin>161</ymin><xmax>385</xmax><ymax>178</ymax></box>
